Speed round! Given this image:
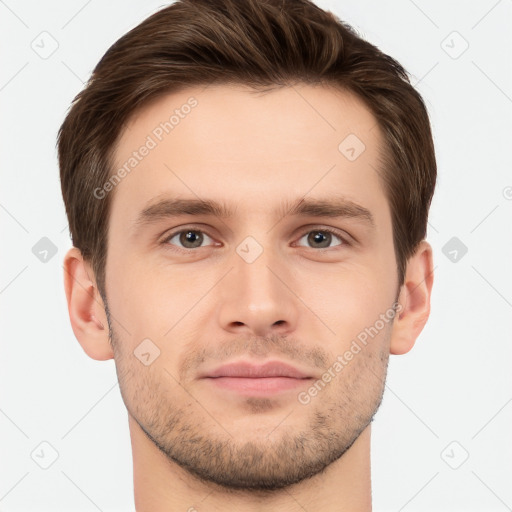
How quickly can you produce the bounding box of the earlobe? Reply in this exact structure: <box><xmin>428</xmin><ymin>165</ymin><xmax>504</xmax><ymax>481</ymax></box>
<box><xmin>63</xmin><ymin>247</ymin><xmax>114</xmax><ymax>361</ymax></box>
<box><xmin>390</xmin><ymin>240</ymin><xmax>434</xmax><ymax>355</ymax></box>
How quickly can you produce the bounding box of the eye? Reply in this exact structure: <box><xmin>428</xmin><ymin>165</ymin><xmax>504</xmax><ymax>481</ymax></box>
<box><xmin>160</xmin><ymin>226</ymin><xmax>350</xmax><ymax>253</ymax></box>
<box><xmin>163</xmin><ymin>228</ymin><xmax>215</xmax><ymax>250</ymax></box>
<box><xmin>295</xmin><ymin>228</ymin><xmax>348</xmax><ymax>249</ymax></box>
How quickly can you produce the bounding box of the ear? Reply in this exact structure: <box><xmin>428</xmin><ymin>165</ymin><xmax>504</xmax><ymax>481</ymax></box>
<box><xmin>390</xmin><ymin>240</ymin><xmax>434</xmax><ymax>355</ymax></box>
<box><xmin>63</xmin><ymin>247</ymin><xmax>114</xmax><ymax>361</ymax></box>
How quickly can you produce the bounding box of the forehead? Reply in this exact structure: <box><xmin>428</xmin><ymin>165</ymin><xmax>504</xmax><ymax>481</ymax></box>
<box><xmin>109</xmin><ymin>83</ymin><xmax>389</xmax><ymax>231</ymax></box>
<box><xmin>116</xmin><ymin>83</ymin><xmax>380</xmax><ymax>161</ymax></box>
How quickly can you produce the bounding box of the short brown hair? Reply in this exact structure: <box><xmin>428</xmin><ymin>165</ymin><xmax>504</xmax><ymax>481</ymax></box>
<box><xmin>58</xmin><ymin>0</ymin><xmax>436</xmax><ymax>300</ymax></box>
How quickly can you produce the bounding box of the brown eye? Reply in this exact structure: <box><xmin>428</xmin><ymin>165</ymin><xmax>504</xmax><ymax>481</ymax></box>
<box><xmin>164</xmin><ymin>229</ymin><xmax>214</xmax><ymax>250</ymax></box>
<box><xmin>296</xmin><ymin>229</ymin><xmax>346</xmax><ymax>249</ymax></box>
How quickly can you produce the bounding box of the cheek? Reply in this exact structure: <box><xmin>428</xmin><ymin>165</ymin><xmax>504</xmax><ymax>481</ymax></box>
<box><xmin>300</xmin><ymin>263</ymin><xmax>395</xmax><ymax>353</ymax></box>
<box><xmin>107</xmin><ymin>232</ymin><xmax>396</xmax><ymax>352</ymax></box>
<box><xmin>106</xmin><ymin>254</ymin><xmax>167</xmax><ymax>343</ymax></box>
<box><xmin>108</xmin><ymin>255</ymin><xmax>213</xmax><ymax>346</ymax></box>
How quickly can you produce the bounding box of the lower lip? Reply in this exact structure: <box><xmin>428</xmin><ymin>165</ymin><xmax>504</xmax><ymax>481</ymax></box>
<box><xmin>204</xmin><ymin>376</ymin><xmax>311</xmax><ymax>396</ymax></box>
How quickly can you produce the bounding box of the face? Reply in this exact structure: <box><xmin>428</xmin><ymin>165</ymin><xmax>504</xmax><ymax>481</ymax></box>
<box><xmin>105</xmin><ymin>83</ymin><xmax>399</xmax><ymax>491</ymax></box>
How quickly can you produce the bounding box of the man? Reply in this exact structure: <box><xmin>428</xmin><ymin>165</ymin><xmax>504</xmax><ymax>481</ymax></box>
<box><xmin>58</xmin><ymin>0</ymin><xmax>435</xmax><ymax>510</ymax></box>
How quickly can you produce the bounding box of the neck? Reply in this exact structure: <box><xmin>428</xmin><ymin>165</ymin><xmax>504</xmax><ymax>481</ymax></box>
<box><xmin>130</xmin><ymin>415</ymin><xmax>372</xmax><ymax>512</ymax></box>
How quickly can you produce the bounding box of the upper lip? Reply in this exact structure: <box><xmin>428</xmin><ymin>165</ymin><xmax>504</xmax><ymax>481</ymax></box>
<box><xmin>200</xmin><ymin>360</ymin><xmax>312</xmax><ymax>379</ymax></box>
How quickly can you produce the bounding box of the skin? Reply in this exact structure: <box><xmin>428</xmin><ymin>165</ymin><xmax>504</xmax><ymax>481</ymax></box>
<box><xmin>63</xmin><ymin>83</ymin><xmax>434</xmax><ymax>512</ymax></box>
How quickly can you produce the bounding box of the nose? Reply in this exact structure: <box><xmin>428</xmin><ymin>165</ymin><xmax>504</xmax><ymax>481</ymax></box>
<box><xmin>217</xmin><ymin>246</ymin><xmax>300</xmax><ymax>338</ymax></box>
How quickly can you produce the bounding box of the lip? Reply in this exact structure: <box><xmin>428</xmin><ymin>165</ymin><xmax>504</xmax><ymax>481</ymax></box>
<box><xmin>199</xmin><ymin>360</ymin><xmax>313</xmax><ymax>396</ymax></box>
<box><xmin>201</xmin><ymin>360</ymin><xmax>311</xmax><ymax>379</ymax></box>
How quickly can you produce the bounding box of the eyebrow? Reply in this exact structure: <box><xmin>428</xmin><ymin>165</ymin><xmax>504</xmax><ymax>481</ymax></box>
<box><xmin>132</xmin><ymin>195</ymin><xmax>375</xmax><ymax>233</ymax></box>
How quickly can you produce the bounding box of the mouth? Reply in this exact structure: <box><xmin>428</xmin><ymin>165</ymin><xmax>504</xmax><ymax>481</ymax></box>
<box><xmin>199</xmin><ymin>360</ymin><xmax>313</xmax><ymax>396</ymax></box>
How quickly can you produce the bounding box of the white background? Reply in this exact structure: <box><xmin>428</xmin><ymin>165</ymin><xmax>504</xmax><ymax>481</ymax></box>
<box><xmin>1</xmin><ymin>0</ymin><xmax>511</xmax><ymax>510</ymax></box>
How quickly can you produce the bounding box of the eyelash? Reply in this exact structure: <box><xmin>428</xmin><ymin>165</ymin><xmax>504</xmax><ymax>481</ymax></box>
<box><xmin>160</xmin><ymin>226</ymin><xmax>351</xmax><ymax>253</ymax></box>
